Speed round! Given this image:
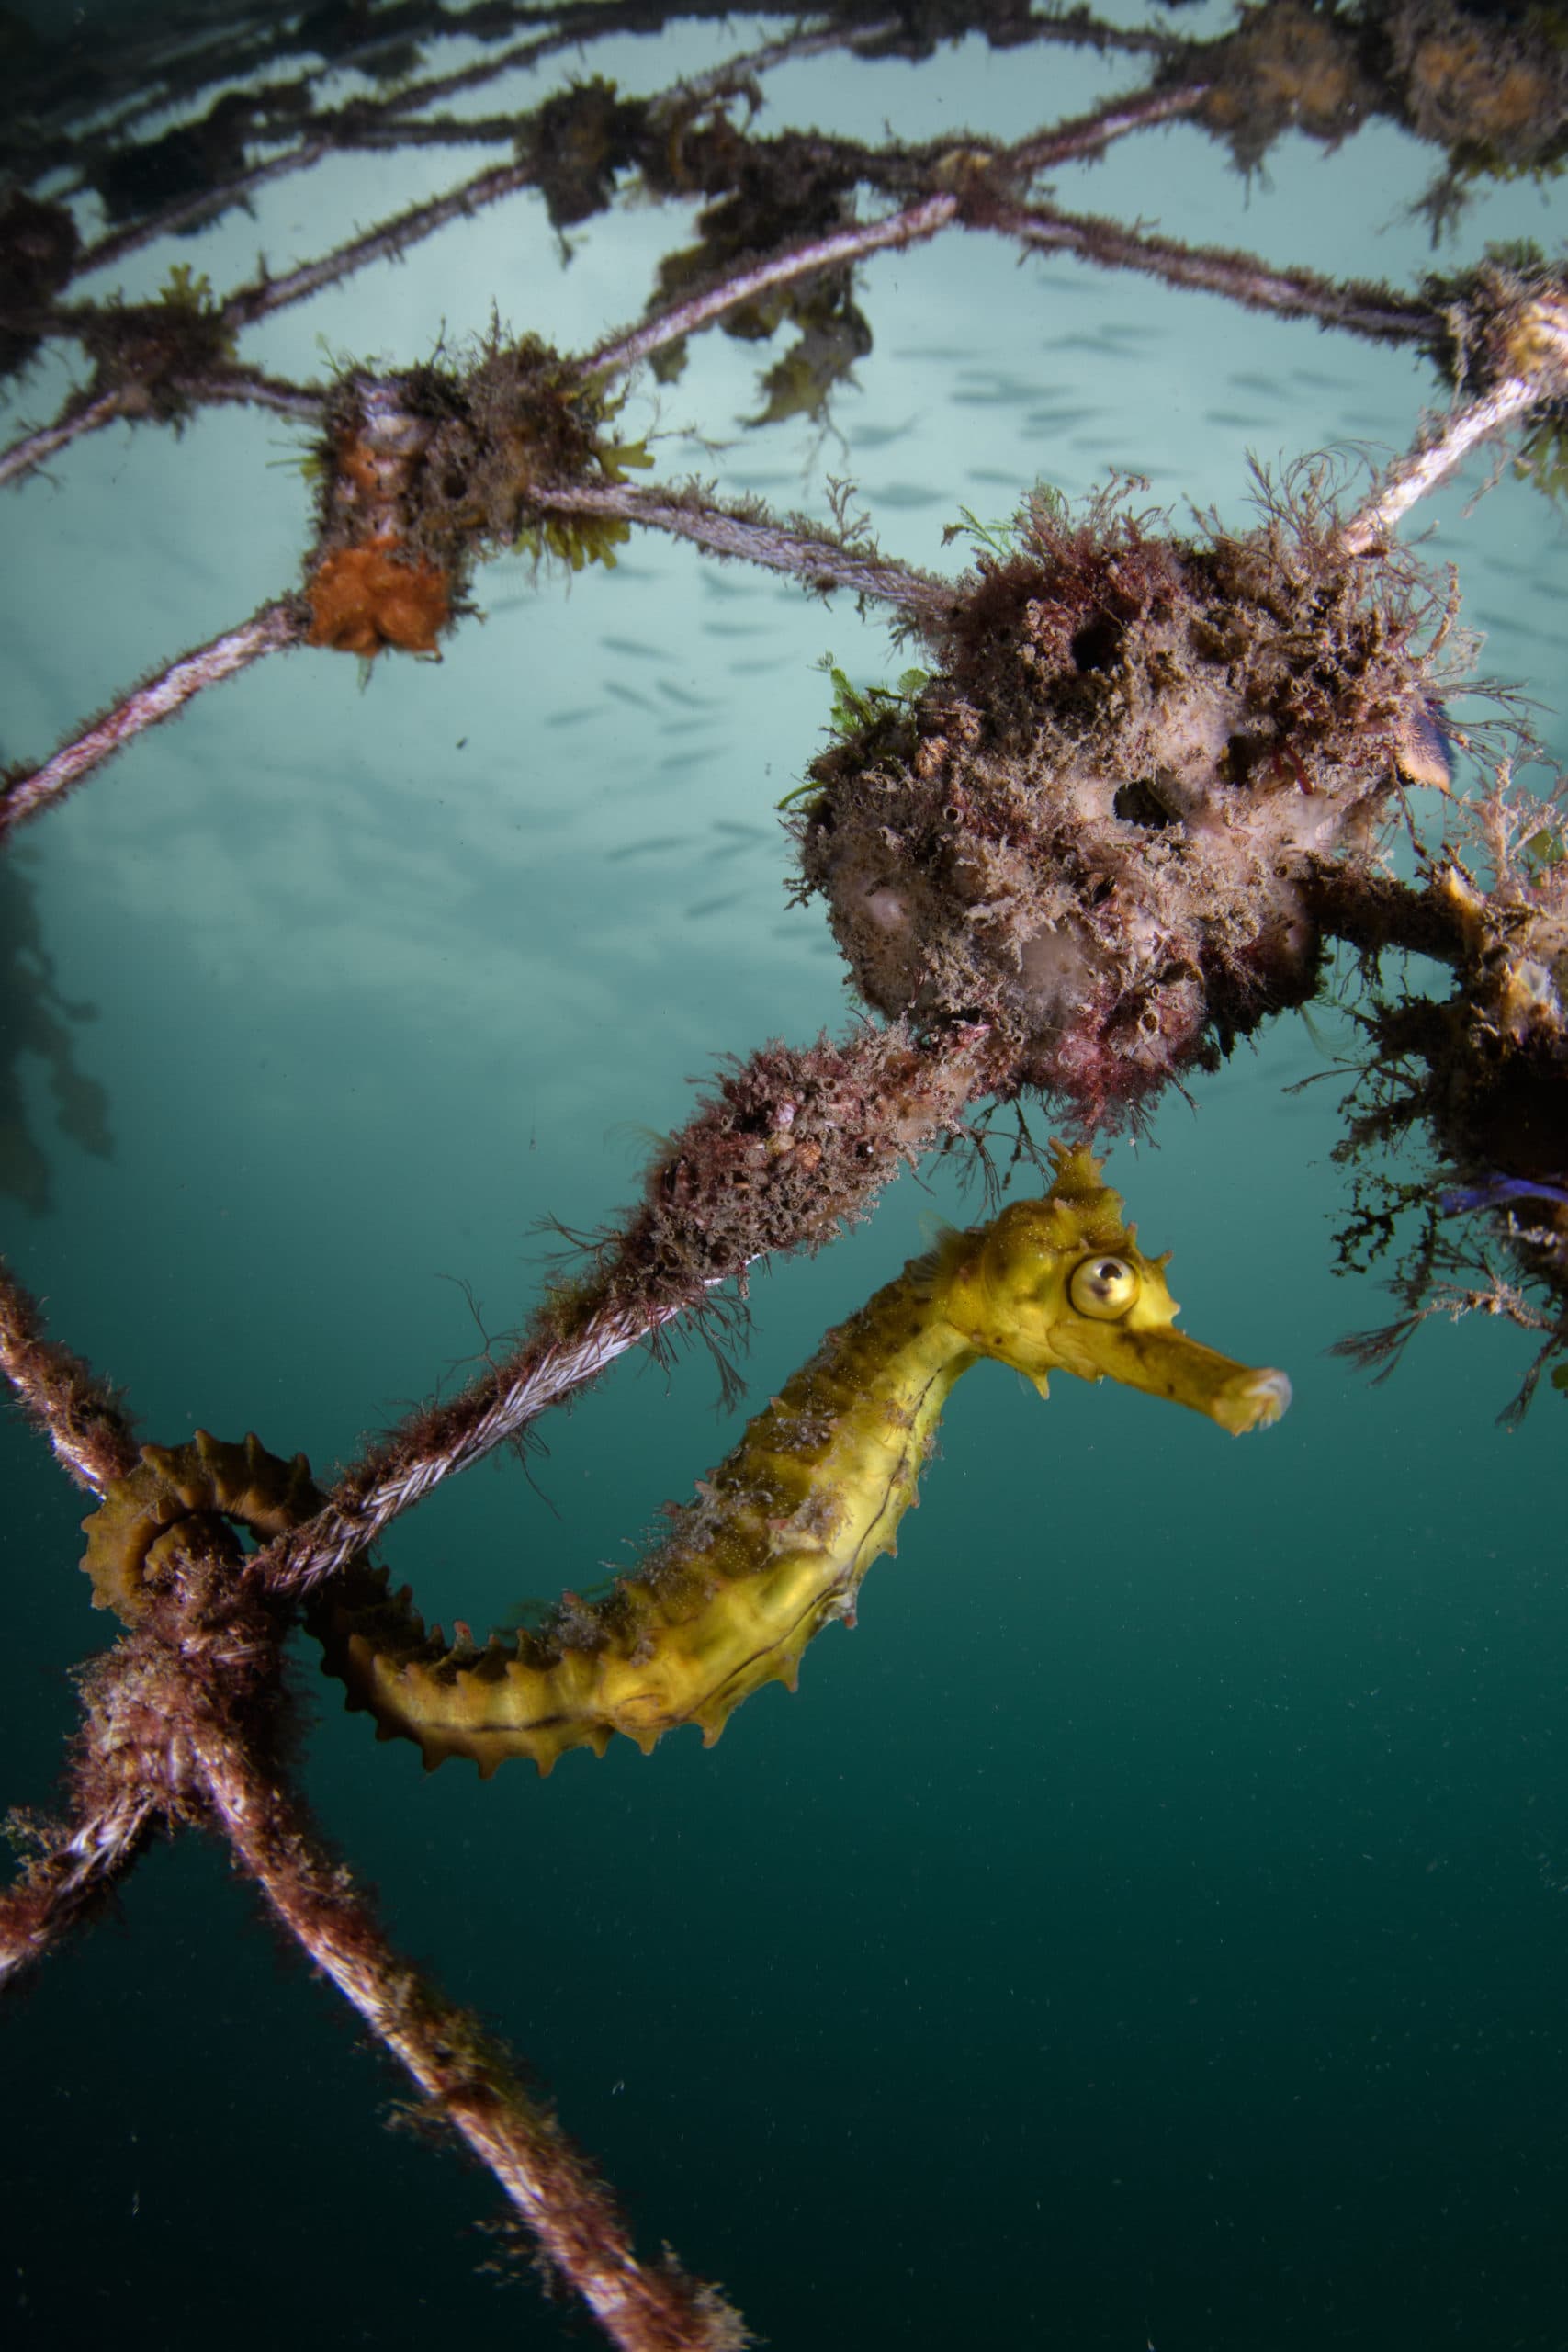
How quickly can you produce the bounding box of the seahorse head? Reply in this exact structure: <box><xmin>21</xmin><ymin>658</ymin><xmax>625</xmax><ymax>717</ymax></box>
<box><xmin>940</xmin><ymin>1145</ymin><xmax>1291</xmax><ymax>1435</ymax></box>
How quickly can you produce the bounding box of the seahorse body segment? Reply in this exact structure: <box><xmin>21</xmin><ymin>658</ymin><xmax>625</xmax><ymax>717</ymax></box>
<box><xmin>311</xmin><ymin>1147</ymin><xmax>1291</xmax><ymax>1776</ymax></box>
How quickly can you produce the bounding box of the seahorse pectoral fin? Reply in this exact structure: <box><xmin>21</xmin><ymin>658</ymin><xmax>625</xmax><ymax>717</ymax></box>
<box><xmin>1051</xmin><ymin>1323</ymin><xmax>1292</xmax><ymax>1433</ymax></box>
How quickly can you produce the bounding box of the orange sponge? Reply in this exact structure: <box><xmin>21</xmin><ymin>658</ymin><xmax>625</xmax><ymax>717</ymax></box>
<box><xmin>306</xmin><ymin>541</ymin><xmax>450</xmax><ymax>656</ymax></box>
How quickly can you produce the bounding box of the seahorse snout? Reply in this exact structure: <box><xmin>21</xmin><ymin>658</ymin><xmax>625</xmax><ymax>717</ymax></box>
<box><xmin>1213</xmin><ymin>1366</ymin><xmax>1292</xmax><ymax>1436</ymax></box>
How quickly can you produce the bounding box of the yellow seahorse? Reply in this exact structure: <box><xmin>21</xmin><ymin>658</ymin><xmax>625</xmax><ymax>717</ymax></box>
<box><xmin>77</xmin><ymin>1149</ymin><xmax>1288</xmax><ymax>1773</ymax></box>
<box><xmin>307</xmin><ymin>1145</ymin><xmax>1291</xmax><ymax>1774</ymax></box>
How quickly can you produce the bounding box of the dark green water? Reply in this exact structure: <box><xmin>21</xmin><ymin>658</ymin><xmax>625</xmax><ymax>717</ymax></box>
<box><xmin>3</xmin><ymin>8</ymin><xmax>1566</xmax><ymax>2347</ymax></box>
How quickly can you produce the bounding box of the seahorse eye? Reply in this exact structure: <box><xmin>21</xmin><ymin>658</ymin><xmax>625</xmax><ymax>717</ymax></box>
<box><xmin>1067</xmin><ymin>1253</ymin><xmax>1139</xmax><ymax>1319</ymax></box>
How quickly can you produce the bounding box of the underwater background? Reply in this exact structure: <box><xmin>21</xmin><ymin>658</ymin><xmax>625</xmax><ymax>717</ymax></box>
<box><xmin>2</xmin><ymin>5</ymin><xmax>1567</xmax><ymax>2346</ymax></box>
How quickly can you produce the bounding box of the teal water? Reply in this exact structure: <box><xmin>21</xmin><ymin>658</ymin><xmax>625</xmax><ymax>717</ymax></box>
<box><xmin>3</xmin><ymin>9</ymin><xmax>1567</xmax><ymax>2346</ymax></box>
